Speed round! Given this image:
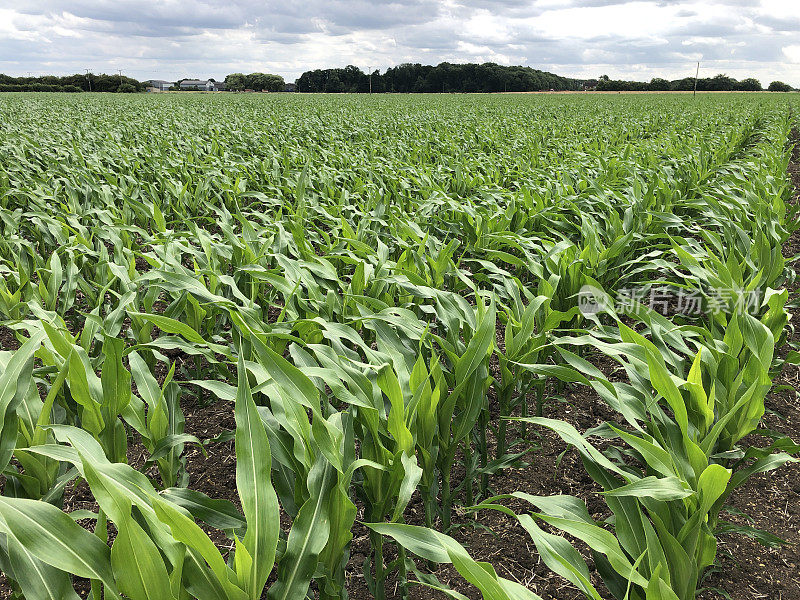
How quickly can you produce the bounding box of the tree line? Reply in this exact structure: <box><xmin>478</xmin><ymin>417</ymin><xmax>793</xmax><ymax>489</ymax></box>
<box><xmin>296</xmin><ymin>63</ymin><xmax>583</xmax><ymax>93</ymax></box>
<box><xmin>594</xmin><ymin>74</ymin><xmax>794</xmax><ymax>92</ymax></box>
<box><xmin>0</xmin><ymin>73</ymin><xmax>143</xmax><ymax>93</ymax></box>
<box><xmin>2</xmin><ymin>68</ymin><xmax>795</xmax><ymax>95</ymax></box>
<box><xmin>223</xmin><ymin>73</ymin><xmax>285</xmax><ymax>91</ymax></box>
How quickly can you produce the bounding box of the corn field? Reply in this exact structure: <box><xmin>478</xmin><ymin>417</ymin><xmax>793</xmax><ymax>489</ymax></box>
<box><xmin>0</xmin><ymin>91</ymin><xmax>798</xmax><ymax>600</ymax></box>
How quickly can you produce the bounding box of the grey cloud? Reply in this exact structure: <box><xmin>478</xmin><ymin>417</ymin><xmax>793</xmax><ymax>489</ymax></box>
<box><xmin>757</xmin><ymin>15</ymin><xmax>800</xmax><ymax>33</ymax></box>
<box><xmin>14</xmin><ymin>0</ymin><xmax>443</xmax><ymax>36</ymax></box>
<box><xmin>1</xmin><ymin>0</ymin><xmax>799</xmax><ymax>85</ymax></box>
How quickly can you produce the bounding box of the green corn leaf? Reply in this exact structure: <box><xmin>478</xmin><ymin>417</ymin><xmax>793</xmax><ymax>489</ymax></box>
<box><xmin>365</xmin><ymin>523</ymin><xmax>451</xmax><ymax>564</ymax></box>
<box><xmin>366</xmin><ymin>522</ymin><xmax>543</xmax><ymax>600</ymax></box>
<box><xmin>533</xmin><ymin>513</ymin><xmax>648</xmax><ymax>588</ymax></box>
<box><xmin>601</xmin><ymin>476</ymin><xmax>693</xmax><ymax>501</ymax></box>
<box><xmin>235</xmin><ymin>352</ymin><xmax>280</xmax><ymax>599</ymax></box>
<box><xmin>67</xmin><ymin>348</ymin><xmax>104</xmax><ymax>435</ymax></box>
<box><xmin>516</xmin><ymin>514</ymin><xmax>602</xmax><ymax>600</ymax></box>
<box><xmin>268</xmin><ymin>457</ymin><xmax>335</xmax><ymax>600</ymax></box>
<box><xmin>645</xmin><ymin>350</ymin><xmax>689</xmax><ymax>437</ymax></box>
<box><xmin>645</xmin><ymin>564</ymin><xmax>681</xmax><ymax>600</ymax></box>
<box><xmin>0</xmin><ymin>496</ymin><xmax>116</xmax><ymax>589</ymax></box>
<box><xmin>101</xmin><ymin>335</ymin><xmax>132</xmax><ymax>416</ymax></box>
<box><xmin>111</xmin><ymin>506</ymin><xmax>176</xmax><ymax>600</ymax></box>
<box><xmin>128</xmin><ymin>311</ymin><xmax>206</xmax><ymax>345</ymax></box>
<box><xmin>160</xmin><ymin>487</ymin><xmax>246</xmax><ymax>532</ymax></box>
<box><xmin>152</xmin><ymin>497</ymin><xmax>244</xmax><ymax>599</ymax></box>
<box><xmin>5</xmin><ymin>534</ymin><xmax>81</xmax><ymax>600</ymax></box>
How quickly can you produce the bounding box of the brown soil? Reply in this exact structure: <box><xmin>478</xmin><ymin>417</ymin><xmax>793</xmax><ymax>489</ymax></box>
<box><xmin>0</xmin><ymin>326</ymin><xmax>20</xmax><ymax>351</ymax></box>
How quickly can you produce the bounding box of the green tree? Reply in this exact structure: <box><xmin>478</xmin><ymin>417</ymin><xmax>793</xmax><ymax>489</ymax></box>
<box><xmin>324</xmin><ymin>73</ymin><xmax>345</xmax><ymax>93</ymax></box>
<box><xmin>671</xmin><ymin>77</ymin><xmax>696</xmax><ymax>91</ymax></box>
<box><xmin>768</xmin><ymin>81</ymin><xmax>793</xmax><ymax>92</ymax></box>
<box><xmin>243</xmin><ymin>73</ymin><xmax>285</xmax><ymax>92</ymax></box>
<box><xmin>263</xmin><ymin>74</ymin><xmax>285</xmax><ymax>92</ymax></box>
<box><xmin>706</xmin><ymin>73</ymin><xmax>736</xmax><ymax>91</ymax></box>
<box><xmin>225</xmin><ymin>73</ymin><xmax>246</xmax><ymax>91</ymax></box>
<box><xmin>648</xmin><ymin>77</ymin><xmax>670</xmax><ymax>91</ymax></box>
<box><xmin>737</xmin><ymin>78</ymin><xmax>762</xmax><ymax>91</ymax></box>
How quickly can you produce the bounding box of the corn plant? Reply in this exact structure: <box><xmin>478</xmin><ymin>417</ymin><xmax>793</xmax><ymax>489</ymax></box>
<box><xmin>0</xmin><ymin>91</ymin><xmax>797</xmax><ymax>600</ymax></box>
<box><xmin>0</xmin><ymin>353</ymin><xmax>353</xmax><ymax>600</ymax></box>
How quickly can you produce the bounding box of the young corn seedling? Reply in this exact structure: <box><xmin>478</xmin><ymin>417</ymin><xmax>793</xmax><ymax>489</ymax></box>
<box><xmin>432</xmin><ymin>294</ymin><xmax>495</xmax><ymax>523</ymax></box>
<box><xmin>495</xmin><ymin>276</ymin><xmax>581</xmax><ymax>458</ymax></box>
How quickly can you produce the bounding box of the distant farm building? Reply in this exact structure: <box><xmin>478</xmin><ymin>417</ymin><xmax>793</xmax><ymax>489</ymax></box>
<box><xmin>179</xmin><ymin>79</ymin><xmax>227</xmax><ymax>91</ymax></box>
<box><xmin>145</xmin><ymin>79</ymin><xmax>173</xmax><ymax>92</ymax></box>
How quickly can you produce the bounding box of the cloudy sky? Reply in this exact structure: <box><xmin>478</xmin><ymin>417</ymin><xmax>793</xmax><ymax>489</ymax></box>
<box><xmin>2</xmin><ymin>0</ymin><xmax>800</xmax><ymax>85</ymax></box>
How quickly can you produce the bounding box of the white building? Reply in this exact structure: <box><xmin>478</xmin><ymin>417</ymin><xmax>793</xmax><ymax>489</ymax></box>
<box><xmin>179</xmin><ymin>79</ymin><xmax>227</xmax><ymax>91</ymax></box>
<box><xmin>145</xmin><ymin>79</ymin><xmax>173</xmax><ymax>91</ymax></box>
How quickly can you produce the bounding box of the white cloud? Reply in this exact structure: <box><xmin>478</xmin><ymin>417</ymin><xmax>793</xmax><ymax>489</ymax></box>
<box><xmin>461</xmin><ymin>11</ymin><xmax>513</xmax><ymax>45</ymax></box>
<box><xmin>758</xmin><ymin>0</ymin><xmax>800</xmax><ymax>21</ymax></box>
<box><xmin>783</xmin><ymin>45</ymin><xmax>800</xmax><ymax>63</ymax></box>
<box><xmin>682</xmin><ymin>37</ymin><xmax>727</xmax><ymax>46</ymax></box>
<box><xmin>0</xmin><ymin>9</ymin><xmax>46</xmax><ymax>41</ymax></box>
<box><xmin>529</xmin><ymin>2</ymin><xmax>678</xmax><ymax>40</ymax></box>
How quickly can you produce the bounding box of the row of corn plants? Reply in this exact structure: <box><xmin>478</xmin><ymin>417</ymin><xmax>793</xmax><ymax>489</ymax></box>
<box><xmin>0</xmin><ymin>92</ymin><xmax>797</xmax><ymax>600</ymax></box>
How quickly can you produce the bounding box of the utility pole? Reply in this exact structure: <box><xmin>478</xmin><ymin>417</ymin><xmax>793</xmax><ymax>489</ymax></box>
<box><xmin>118</xmin><ymin>69</ymin><xmax>123</xmax><ymax>87</ymax></box>
<box><xmin>693</xmin><ymin>61</ymin><xmax>700</xmax><ymax>97</ymax></box>
<box><xmin>85</xmin><ymin>69</ymin><xmax>92</xmax><ymax>92</ymax></box>
<box><xmin>366</xmin><ymin>65</ymin><xmax>372</xmax><ymax>93</ymax></box>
